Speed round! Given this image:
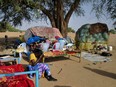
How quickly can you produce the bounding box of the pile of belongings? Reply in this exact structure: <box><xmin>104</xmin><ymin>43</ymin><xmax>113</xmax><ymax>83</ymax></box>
<box><xmin>75</xmin><ymin>23</ymin><xmax>109</xmax><ymax>51</ymax></box>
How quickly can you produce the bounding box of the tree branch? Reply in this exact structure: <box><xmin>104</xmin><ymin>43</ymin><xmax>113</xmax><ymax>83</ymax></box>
<box><xmin>65</xmin><ymin>0</ymin><xmax>80</xmax><ymax>23</ymax></box>
<box><xmin>39</xmin><ymin>5</ymin><xmax>56</xmax><ymax>27</ymax></box>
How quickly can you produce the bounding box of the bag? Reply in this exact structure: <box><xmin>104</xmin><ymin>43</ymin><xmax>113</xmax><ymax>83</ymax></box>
<box><xmin>101</xmin><ymin>52</ymin><xmax>112</xmax><ymax>56</ymax></box>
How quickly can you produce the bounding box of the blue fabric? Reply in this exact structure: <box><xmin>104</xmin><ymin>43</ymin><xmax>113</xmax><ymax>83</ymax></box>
<box><xmin>27</xmin><ymin>52</ymin><xmax>31</xmax><ymax>59</ymax></box>
<box><xmin>15</xmin><ymin>39</ymin><xmax>22</xmax><ymax>44</ymax></box>
<box><xmin>26</xmin><ymin>37</ymin><xmax>36</xmax><ymax>45</ymax></box>
<box><xmin>33</xmin><ymin>36</ymin><xmax>40</xmax><ymax>42</ymax></box>
<box><xmin>26</xmin><ymin>36</ymin><xmax>45</xmax><ymax>45</ymax></box>
<box><xmin>58</xmin><ymin>38</ymin><xmax>63</xmax><ymax>40</ymax></box>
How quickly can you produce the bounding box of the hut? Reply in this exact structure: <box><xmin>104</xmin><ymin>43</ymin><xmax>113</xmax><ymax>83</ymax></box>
<box><xmin>75</xmin><ymin>22</ymin><xmax>109</xmax><ymax>50</ymax></box>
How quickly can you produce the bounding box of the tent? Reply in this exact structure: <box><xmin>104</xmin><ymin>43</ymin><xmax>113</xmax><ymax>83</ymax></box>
<box><xmin>24</xmin><ymin>26</ymin><xmax>63</xmax><ymax>41</ymax></box>
<box><xmin>75</xmin><ymin>22</ymin><xmax>109</xmax><ymax>50</ymax></box>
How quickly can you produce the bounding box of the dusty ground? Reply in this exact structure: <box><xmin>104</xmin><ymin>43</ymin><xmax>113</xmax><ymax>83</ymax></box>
<box><xmin>0</xmin><ymin>32</ymin><xmax>116</xmax><ymax>87</ymax></box>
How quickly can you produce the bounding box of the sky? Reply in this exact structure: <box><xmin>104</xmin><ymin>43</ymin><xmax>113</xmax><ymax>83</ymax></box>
<box><xmin>17</xmin><ymin>3</ymin><xmax>115</xmax><ymax>31</ymax></box>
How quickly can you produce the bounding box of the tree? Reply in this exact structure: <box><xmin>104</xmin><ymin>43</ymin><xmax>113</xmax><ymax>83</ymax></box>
<box><xmin>0</xmin><ymin>0</ymin><xmax>115</xmax><ymax>37</ymax></box>
<box><xmin>0</xmin><ymin>22</ymin><xmax>21</xmax><ymax>32</ymax></box>
<box><xmin>68</xmin><ymin>27</ymin><xmax>75</xmax><ymax>33</ymax></box>
<box><xmin>0</xmin><ymin>0</ymin><xmax>85</xmax><ymax>37</ymax></box>
<box><xmin>0</xmin><ymin>0</ymin><xmax>39</xmax><ymax>26</ymax></box>
<box><xmin>92</xmin><ymin>0</ymin><xmax>116</xmax><ymax>23</ymax></box>
<box><xmin>36</xmin><ymin>0</ymin><xmax>85</xmax><ymax>37</ymax></box>
<box><xmin>109</xmin><ymin>29</ymin><xmax>116</xmax><ymax>34</ymax></box>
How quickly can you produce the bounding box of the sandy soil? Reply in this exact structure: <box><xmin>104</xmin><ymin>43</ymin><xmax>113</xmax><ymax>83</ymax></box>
<box><xmin>0</xmin><ymin>32</ymin><xmax>116</xmax><ymax>87</ymax></box>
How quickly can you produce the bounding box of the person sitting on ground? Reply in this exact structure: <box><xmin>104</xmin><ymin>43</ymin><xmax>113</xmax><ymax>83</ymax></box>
<box><xmin>27</xmin><ymin>48</ymin><xmax>57</xmax><ymax>81</ymax></box>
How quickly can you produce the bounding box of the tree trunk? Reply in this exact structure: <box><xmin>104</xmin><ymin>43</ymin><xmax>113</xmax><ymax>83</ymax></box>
<box><xmin>55</xmin><ymin>0</ymin><xmax>80</xmax><ymax>37</ymax></box>
<box><xmin>60</xmin><ymin>20</ymin><xmax>68</xmax><ymax>37</ymax></box>
<box><xmin>56</xmin><ymin>0</ymin><xmax>68</xmax><ymax>37</ymax></box>
<box><xmin>41</xmin><ymin>0</ymin><xmax>80</xmax><ymax>37</ymax></box>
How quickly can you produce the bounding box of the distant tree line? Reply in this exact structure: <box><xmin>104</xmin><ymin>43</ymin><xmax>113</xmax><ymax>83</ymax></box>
<box><xmin>0</xmin><ymin>22</ymin><xmax>22</xmax><ymax>32</ymax></box>
<box><xmin>68</xmin><ymin>27</ymin><xmax>75</xmax><ymax>33</ymax></box>
<box><xmin>109</xmin><ymin>28</ymin><xmax>116</xmax><ymax>34</ymax></box>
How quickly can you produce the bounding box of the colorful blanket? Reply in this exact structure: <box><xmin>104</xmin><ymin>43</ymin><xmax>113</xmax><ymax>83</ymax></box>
<box><xmin>0</xmin><ymin>64</ymin><xmax>34</xmax><ymax>87</ymax></box>
<box><xmin>44</xmin><ymin>50</ymin><xmax>66</xmax><ymax>57</ymax></box>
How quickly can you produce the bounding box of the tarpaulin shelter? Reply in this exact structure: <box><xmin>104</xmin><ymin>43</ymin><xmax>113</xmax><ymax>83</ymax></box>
<box><xmin>24</xmin><ymin>26</ymin><xmax>63</xmax><ymax>42</ymax></box>
<box><xmin>75</xmin><ymin>23</ymin><xmax>109</xmax><ymax>50</ymax></box>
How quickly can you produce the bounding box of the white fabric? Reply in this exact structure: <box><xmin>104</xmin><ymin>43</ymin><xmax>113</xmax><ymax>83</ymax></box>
<box><xmin>52</xmin><ymin>42</ymin><xmax>60</xmax><ymax>50</ymax></box>
<box><xmin>41</xmin><ymin>43</ymin><xmax>50</xmax><ymax>52</ymax></box>
<box><xmin>82</xmin><ymin>52</ymin><xmax>111</xmax><ymax>62</ymax></box>
<box><xmin>66</xmin><ymin>43</ymin><xmax>73</xmax><ymax>47</ymax></box>
<box><xmin>58</xmin><ymin>39</ymin><xmax>66</xmax><ymax>50</ymax></box>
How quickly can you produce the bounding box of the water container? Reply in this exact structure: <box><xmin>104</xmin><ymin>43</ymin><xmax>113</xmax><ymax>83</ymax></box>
<box><xmin>108</xmin><ymin>46</ymin><xmax>113</xmax><ymax>51</ymax></box>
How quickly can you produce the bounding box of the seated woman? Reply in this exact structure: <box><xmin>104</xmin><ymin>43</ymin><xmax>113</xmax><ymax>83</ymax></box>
<box><xmin>28</xmin><ymin>48</ymin><xmax>57</xmax><ymax>81</ymax></box>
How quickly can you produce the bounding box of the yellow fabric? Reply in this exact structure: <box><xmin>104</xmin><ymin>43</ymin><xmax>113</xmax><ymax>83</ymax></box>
<box><xmin>30</xmin><ymin>53</ymin><xmax>37</xmax><ymax>61</ymax></box>
<box><xmin>19</xmin><ymin>35</ymin><xmax>25</xmax><ymax>42</ymax></box>
<box><xmin>85</xmin><ymin>42</ymin><xmax>93</xmax><ymax>50</ymax></box>
<box><xmin>79</xmin><ymin>43</ymin><xmax>85</xmax><ymax>50</ymax></box>
<box><xmin>79</xmin><ymin>42</ymin><xmax>94</xmax><ymax>50</ymax></box>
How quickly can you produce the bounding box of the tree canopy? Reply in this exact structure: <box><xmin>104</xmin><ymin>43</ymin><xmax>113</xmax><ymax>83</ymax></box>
<box><xmin>92</xmin><ymin>0</ymin><xmax>116</xmax><ymax>24</ymax></box>
<box><xmin>0</xmin><ymin>22</ymin><xmax>21</xmax><ymax>32</ymax></box>
<box><xmin>0</xmin><ymin>0</ymin><xmax>39</xmax><ymax>26</ymax></box>
<box><xmin>0</xmin><ymin>0</ymin><xmax>115</xmax><ymax>37</ymax></box>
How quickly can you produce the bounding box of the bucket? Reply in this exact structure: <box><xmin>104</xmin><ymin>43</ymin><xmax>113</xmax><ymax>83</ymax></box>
<box><xmin>108</xmin><ymin>46</ymin><xmax>113</xmax><ymax>51</ymax></box>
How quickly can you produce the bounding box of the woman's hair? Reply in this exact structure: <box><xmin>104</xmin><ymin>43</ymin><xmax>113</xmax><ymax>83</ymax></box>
<box><xmin>33</xmin><ymin>48</ymin><xmax>42</xmax><ymax>53</ymax></box>
<box><xmin>33</xmin><ymin>48</ymin><xmax>43</xmax><ymax>58</ymax></box>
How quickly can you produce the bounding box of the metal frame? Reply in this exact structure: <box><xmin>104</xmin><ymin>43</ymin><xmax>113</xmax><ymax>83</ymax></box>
<box><xmin>0</xmin><ymin>57</ymin><xmax>21</xmax><ymax>64</ymax></box>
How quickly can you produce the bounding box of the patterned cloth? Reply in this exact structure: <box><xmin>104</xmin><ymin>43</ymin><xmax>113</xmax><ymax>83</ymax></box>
<box><xmin>28</xmin><ymin>63</ymin><xmax>51</xmax><ymax>79</ymax></box>
<box><xmin>0</xmin><ymin>64</ymin><xmax>34</xmax><ymax>87</ymax></box>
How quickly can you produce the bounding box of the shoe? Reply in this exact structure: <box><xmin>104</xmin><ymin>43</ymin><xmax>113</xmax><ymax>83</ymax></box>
<box><xmin>29</xmin><ymin>75</ymin><xmax>34</xmax><ymax>78</ymax></box>
<box><xmin>45</xmin><ymin>75</ymin><xmax>57</xmax><ymax>81</ymax></box>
